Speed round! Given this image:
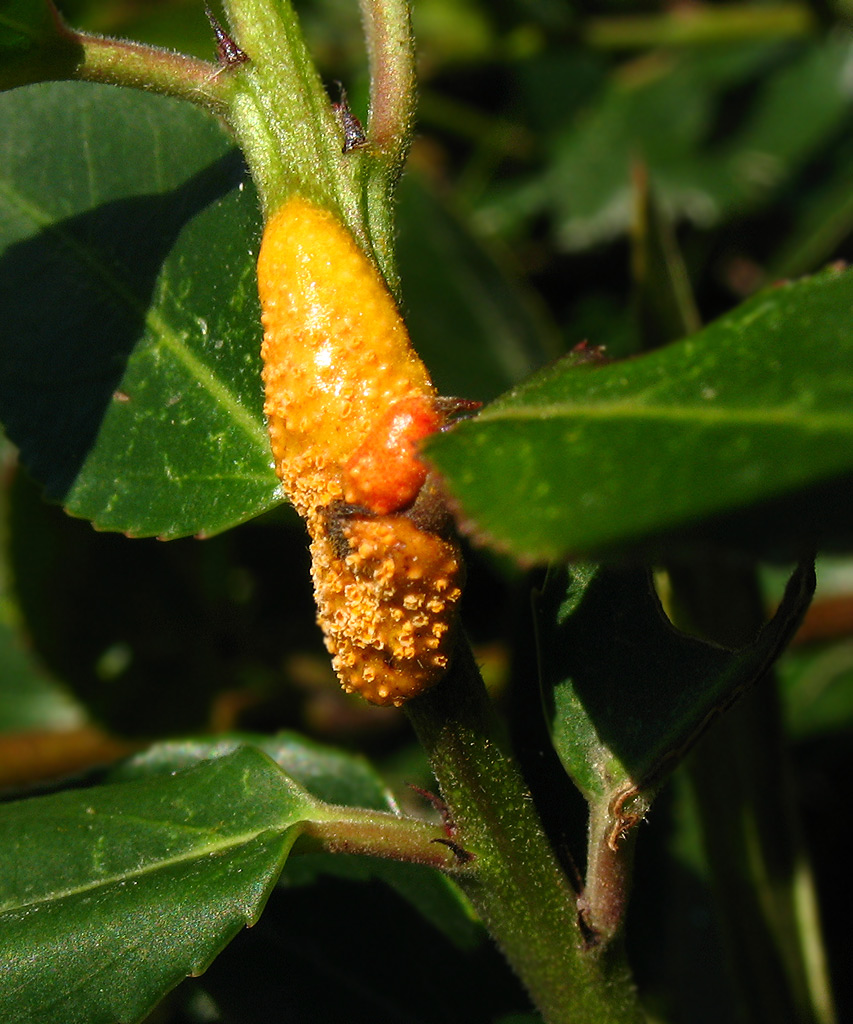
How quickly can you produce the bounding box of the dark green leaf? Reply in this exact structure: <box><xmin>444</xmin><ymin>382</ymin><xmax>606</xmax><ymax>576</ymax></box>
<box><xmin>107</xmin><ymin>733</ymin><xmax>483</xmax><ymax>951</ymax></box>
<box><xmin>108</xmin><ymin>732</ymin><xmax>394</xmax><ymax>810</ymax></box>
<box><xmin>200</xmin><ymin>871</ymin><xmax>524</xmax><ymax>1024</ymax></box>
<box><xmin>281</xmin><ymin>851</ymin><xmax>482</xmax><ymax>952</ymax></box>
<box><xmin>0</xmin><ymin>746</ymin><xmax>315</xmax><ymax>1024</ymax></box>
<box><xmin>0</xmin><ymin>82</ymin><xmax>281</xmax><ymax>539</ymax></box>
<box><xmin>5</xmin><ymin>470</ymin><xmax>309</xmax><ymax>737</ymax></box>
<box><xmin>428</xmin><ymin>266</ymin><xmax>853</xmax><ymax>561</ymax></box>
<box><xmin>768</xmin><ymin>142</ymin><xmax>853</xmax><ymax>280</ymax></box>
<box><xmin>537</xmin><ymin>561</ymin><xmax>814</xmax><ymax>803</ymax></box>
<box><xmin>482</xmin><ymin>38</ymin><xmax>853</xmax><ymax>248</ymax></box>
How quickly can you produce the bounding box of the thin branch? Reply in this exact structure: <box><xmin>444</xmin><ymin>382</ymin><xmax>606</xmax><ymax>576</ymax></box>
<box><xmin>300</xmin><ymin>808</ymin><xmax>474</xmax><ymax>872</ymax></box>
<box><xmin>62</xmin><ymin>28</ymin><xmax>231</xmax><ymax>115</ymax></box>
<box><xmin>359</xmin><ymin>0</ymin><xmax>416</xmax><ymax>172</ymax></box>
<box><xmin>0</xmin><ymin>10</ymin><xmax>232</xmax><ymax>115</ymax></box>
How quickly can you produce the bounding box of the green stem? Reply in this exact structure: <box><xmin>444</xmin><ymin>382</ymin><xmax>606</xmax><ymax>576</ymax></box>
<box><xmin>0</xmin><ymin>13</ymin><xmax>228</xmax><ymax>112</ymax></box>
<box><xmin>359</xmin><ymin>0</ymin><xmax>415</xmax><ymax>172</ymax></box>
<box><xmin>220</xmin><ymin>0</ymin><xmax>406</xmax><ymax>289</ymax></box>
<box><xmin>358</xmin><ymin>0</ymin><xmax>417</xmax><ymax>294</ymax></box>
<box><xmin>406</xmin><ymin>637</ymin><xmax>646</xmax><ymax>1024</ymax></box>
<box><xmin>222</xmin><ymin>0</ymin><xmax>352</xmax><ymax>222</ymax></box>
<box><xmin>300</xmin><ymin>807</ymin><xmax>472</xmax><ymax>873</ymax></box>
<box><xmin>670</xmin><ymin>563</ymin><xmax>836</xmax><ymax>1024</ymax></box>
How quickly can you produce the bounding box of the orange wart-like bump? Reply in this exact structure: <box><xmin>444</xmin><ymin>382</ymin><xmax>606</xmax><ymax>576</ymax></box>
<box><xmin>343</xmin><ymin>395</ymin><xmax>443</xmax><ymax>515</ymax></box>
<box><xmin>257</xmin><ymin>196</ymin><xmax>464</xmax><ymax>705</ymax></box>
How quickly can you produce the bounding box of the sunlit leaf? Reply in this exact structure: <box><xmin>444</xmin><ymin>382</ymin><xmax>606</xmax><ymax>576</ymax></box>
<box><xmin>428</xmin><ymin>266</ymin><xmax>853</xmax><ymax>561</ymax></box>
<box><xmin>0</xmin><ymin>82</ymin><xmax>280</xmax><ymax>539</ymax></box>
<box><xmin>0</xmin><ymin>747</ymin><xmax>314</xmax><ymax>1024</ymax></box>
<box><xmin>107</xmin><ymin>733</ymin><xmax>482</xmax><ymax>951</ymax></box>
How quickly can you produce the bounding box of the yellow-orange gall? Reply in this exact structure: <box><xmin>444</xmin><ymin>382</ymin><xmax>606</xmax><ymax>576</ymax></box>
<box><xmin>257</xmin><ymin>196</ymin><xmax>464</xmax><ymax>705</ymax></box>
<box><xmin>310</xmin><ymin>513</ymin><xmax>464</xmax><ymax>706</ymax></box>
<box><xmin>343</xmin><ymin>395</ymin><xmax>443</xmax><ymax>515</ymax></box>
<box><xmin>257</xmin><ymin>196</ymin><xmax>435</xmax><ymax>517</ymax></box>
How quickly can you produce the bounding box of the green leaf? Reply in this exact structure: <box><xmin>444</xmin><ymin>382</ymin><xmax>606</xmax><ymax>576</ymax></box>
<box><xmin>0</xmin><ymin>82</ymin><xmax>281</xmax><ymax>539</ymax></box>
<box><xmin>3</xmin><ymin>470</ymin><xmax>309</xmax><ymax>737</ymax></box>
<box><xmin>0</xmin><ymin>619</ymin><xmax>83</xmax><ymax>732</ymax></box>
<box><xmin>107</xmin><ymin>733</ymin><xmax>483</xmax><ymax>951</ymax></box>
<box><xmin>200</xmin><ymin>867</ymin><xmax>520</xmax><ymax>1024</ymax></box>
<box><xmin>1</xmin><ymin>4</ymin><xmax>82</xmax><ymax>101</ymax></box>
<box><xmin>537</xmin><ymin>561</ymin><xmax>814</xmax><ymax>805</ymax></box>
<box><xmin>427</xmin><ymin>266</ymin><xmax>853</xmax><ymax>562</ymax></box>
<box><xmin>0</xmin><ymin>437</ymin><xmax>84</xmax><ymax>732</ymax></box>
<box><xmin>108</xmin><ymin>732</ymin><xmax>394</xmax><ymax>810</ymax></box>
<box><xmin>0</xmin><ymin>746</ymin><xmax>314</xmax><ymax>1024</ymax></box>
<box><xmin>483</xmin><ymin>38</ymin><xmax>853</xmax><ymax>248</ymax></box>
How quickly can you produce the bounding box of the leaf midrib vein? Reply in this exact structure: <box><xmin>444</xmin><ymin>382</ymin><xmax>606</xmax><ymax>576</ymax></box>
<box><xmin>0</xmin><ymin>822</ymin><xmax>291</xmax><ymax>916</ymax></box>
<box><xmin>477</xmin><ymin>399</ymin><xmax>853</xmax><ymax>432</ymax></box>
<box><xmin>0</xmin><ymin>183</ymin><xmax>267</xmax><ymax>448</ymax></box>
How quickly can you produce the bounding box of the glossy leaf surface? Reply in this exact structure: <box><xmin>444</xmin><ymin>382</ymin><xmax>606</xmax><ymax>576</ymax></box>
<box><xmin>108</xmin><ymin>732</ymin><xmax>395</xmax><ymax>809</ymax></box>
<box><xmin>108</xmin><ymin>733</ymin><xmax>482</xmax><ymax>951</ymax></box>
<box><xmin>428</xmin><ymin>266</ymin><xmax>853</xmax><ymax>562</ymax></box>
<box><xmin>0</xmin><ymin>746</ymin><xmax>313</xmax><ymax>1024</ymax></box>
<box><xmin>0</xmin><ymin>82</ymin><xmax>281</xmax><ymax>538</ymax></box>
<box><xmin>537</xmin><ymin>561</ymin><xmax>814</xmax><ymax>802</ymax></box>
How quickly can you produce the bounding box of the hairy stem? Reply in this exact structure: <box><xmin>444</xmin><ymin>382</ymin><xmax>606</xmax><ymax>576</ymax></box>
<box><xmin>581</xmin><ymin>798</ymin><xmax>640</xmax><ymax>945</ymax></box>
<box><xmin>300</xmin><ymin>808</ymin><xmax>471</xmax><ymax>872</ymax></box>
<box><xmin>359</xmin><ymin>0</ymin><xmax>415</xmax><ymax>173</ymax></box>
<box><xmin>222</xmin><ymin>0</ymin><xmax>349</xmax><ymax>220</ymax></box>
<box><xmin>0</xmin><ymin>10</ymin><xmax>228</xmax><ymax>113</ymax></box>
<box><xmin>357</xmin><ymin>0</ymin><xmax>417</xmax><ymax>294</ymax></box>
<box><xmin>406</xmin><ymin>637</ymin><xmax>646</xmax><ymax>1024</ymax></box>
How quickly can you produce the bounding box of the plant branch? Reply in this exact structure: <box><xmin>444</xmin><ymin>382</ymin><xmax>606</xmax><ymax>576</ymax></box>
<box><xmin>580</xmin><ymin>794</ymin><xmax>642</xmax><ymax>946</ymax></box>
<box><xmin>222</xmin><ymin>0</ymin><xmax>356</xmax><ymax>223</ymax></box>
<box><xmin>67</xmin><ymin>31</ymin><xmax>229</xmax><ymax>113</ymax></box>
<box><xmin>359</xmin><ymin>0</ymin><xmax>416</xmax><ymax>174</ymax></box>
<box><xmin>356</xmin><ymin>0</ymin><xmax>417</xmax><ymax>295</ymax></box>
<box><xmin>300</xmin><ymin>807</ymin><xmax>473</xmax><ymax>872</ymax></box>
<box><xmin>405</xmin><ymin>636</ymin><xmax>646</xmax><ymax>1024</ymax></box>
<box><xmin>0</xmin><ymin>12</ymin><xmax>229</xmax><ymax>114</ymax></box>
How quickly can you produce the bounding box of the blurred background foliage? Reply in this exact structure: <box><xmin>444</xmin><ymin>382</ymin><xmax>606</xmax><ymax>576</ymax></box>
<box><xmin>2</xmin><ymin>1</ymin><xmax>853</xmax><ymax>1022</ymax></box>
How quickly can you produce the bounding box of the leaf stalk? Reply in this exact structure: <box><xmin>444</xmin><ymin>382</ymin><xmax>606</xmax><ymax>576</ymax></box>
<box><xmin>300</xmin><ymin>807</ymin><xmax>473</xmax><ymax>873</ymax></box>
<box><xmin>0</xmin><ymin>8</ymin><xmax>229</xmax><ymax>113</ymax></box>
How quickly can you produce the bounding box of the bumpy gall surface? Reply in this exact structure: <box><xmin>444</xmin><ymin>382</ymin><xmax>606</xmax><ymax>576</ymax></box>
<box><xmin>258</xmin><ymin>198</ymin><xmax>463</xmax><ymax>705</ymax></box>
<box><xmin>258</xmin><ymin>197</ymin><xmax>435</xmax><ymax>517</ymax></box>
